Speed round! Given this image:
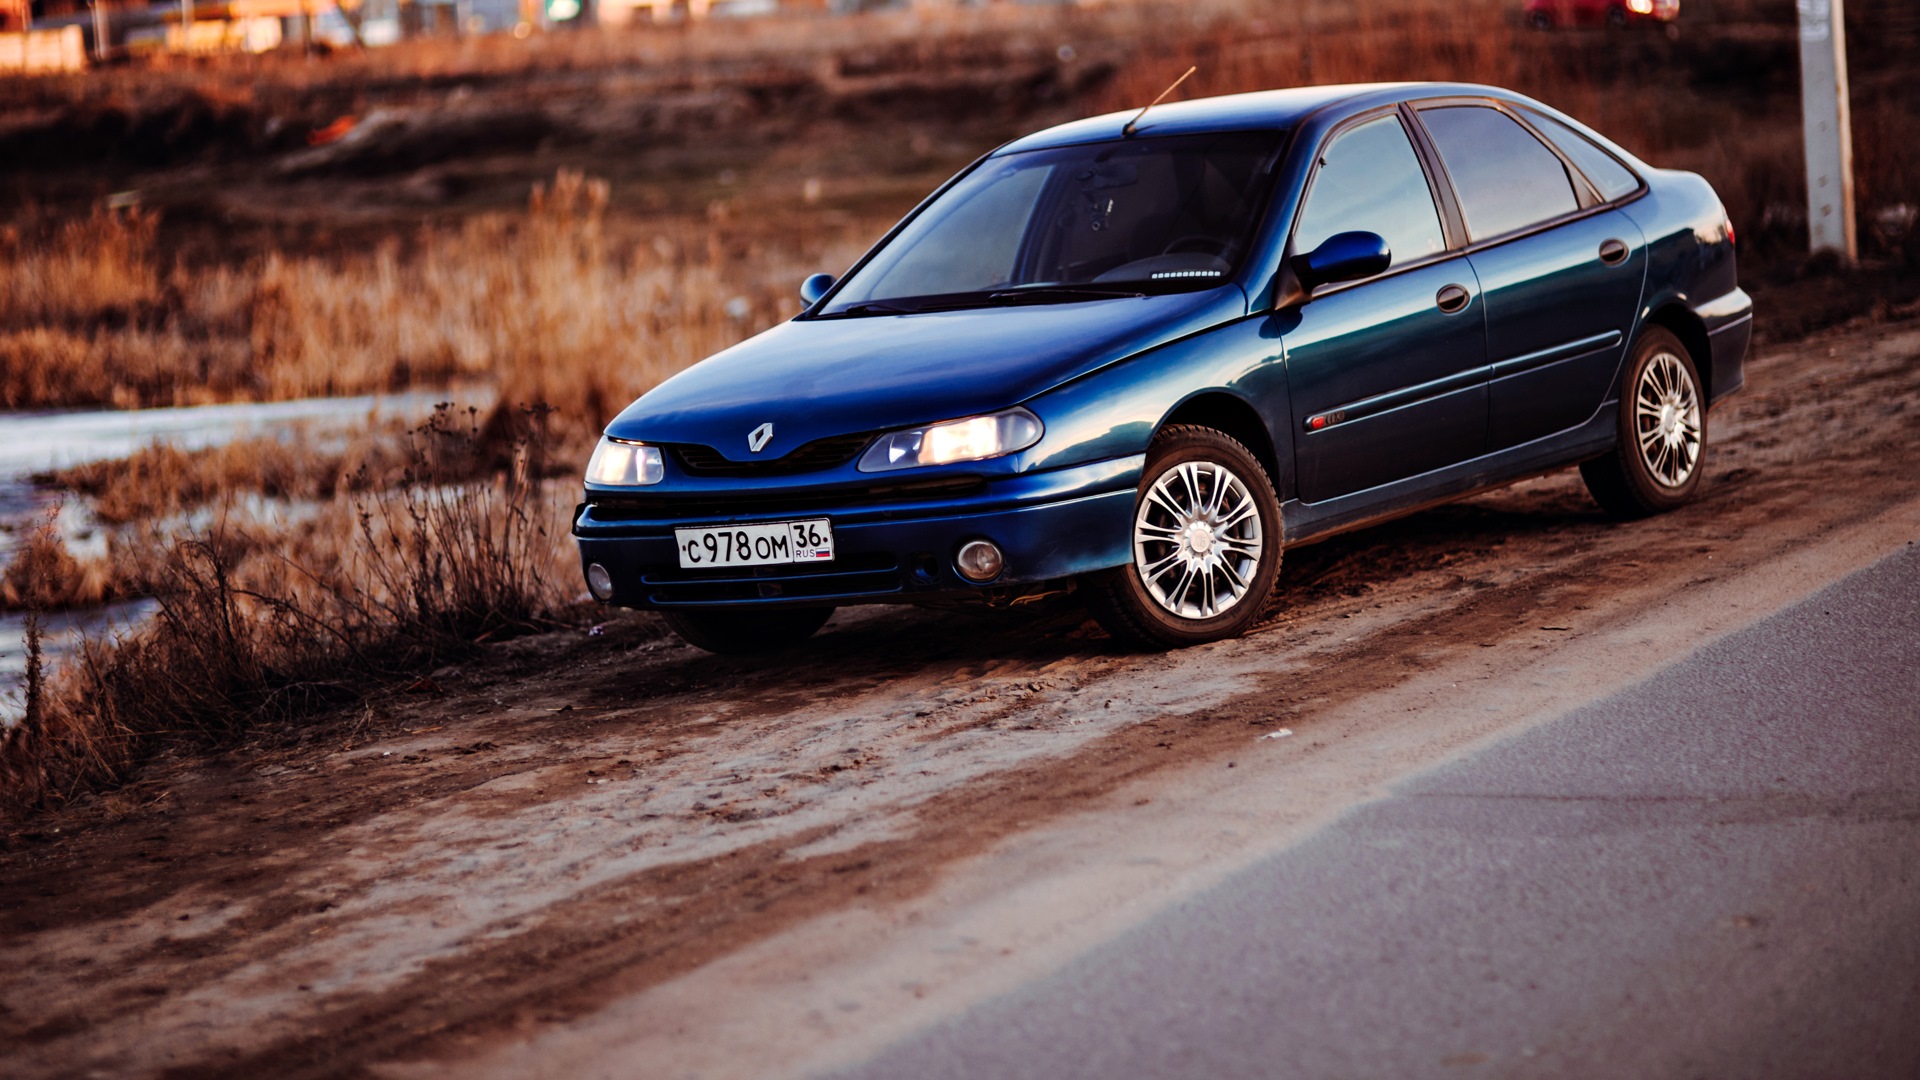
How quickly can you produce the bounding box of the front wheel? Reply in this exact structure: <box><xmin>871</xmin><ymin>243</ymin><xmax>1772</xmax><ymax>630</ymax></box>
<box><xmin>1580</xmin><ymin>326</ymin><xmax>1708</xmax><ymax>518</ymax></box>
<box><xmin>1084</xmin><ymin>425</ymin><xmax>1283</xmax><ymax>649</ymax></box>
<box><xmin>661</xmin><ymin>606</ymin><xmax>833</xmax><ymax>655</ymax></box>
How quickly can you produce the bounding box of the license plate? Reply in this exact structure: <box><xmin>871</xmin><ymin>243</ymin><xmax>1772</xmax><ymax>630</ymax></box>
<box><xmin>674</xmin><ymin>518</ymin><xmax>834</xmax><ymax>569</ymax></box>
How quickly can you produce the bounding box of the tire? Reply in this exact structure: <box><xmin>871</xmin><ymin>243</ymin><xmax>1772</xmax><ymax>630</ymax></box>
<box><xmin>1580</xmin><ymin>326</ymin><xmax>1708</xmax><ymax>519</ymax></box>
<box><xmin>661</xmin><ymin>606</ymin><xmax>833</xmax><ymax>655</ymax></box>
<box><xmin>1605</xmin><ymin>5</ymin><xmax>1629</xmax><ymax>26</ymax></box>
<box><xmin>1084</xmin><ymin>425</ymin><xmax>1283</xmax><ymax>649</ymax></box>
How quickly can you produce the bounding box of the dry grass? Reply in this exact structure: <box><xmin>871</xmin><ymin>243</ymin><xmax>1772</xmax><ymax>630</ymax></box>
<box><xmin>40</xmin><ymin>425</ymin><xmax>418</xmax><ymax>527</ymax></box>
<box><xmin>5</xmin><ymin>0</ymin><xmax>1917</xmax><ymax>815</ymax></box>
<box><xmin>4</xmin><ymin>1</ymin><xmax>1913</xmax><ymax>421</ymax></box>
<box><xmin>1</xmin><ymin>409</ymin><xmax>580</xmax><ymax>813</ymax></box>
<box><xmin>6</xmin><ymin>422</ymin><xmax>442</xmax><ymax>617</ymax></box>
<box><xmin>0</xmin><ymin>510</ymin><xmax>130</xmax><ymax>611</ymax></box>
<box><xmin>0</xmin><ymin>171</ymin><xmax>870</xmax><ymax>441</ymax></box>
<box><xmin>0</xmin><ymin>208</ymin><xmax>164</xmax><ymax>327</ymax></box>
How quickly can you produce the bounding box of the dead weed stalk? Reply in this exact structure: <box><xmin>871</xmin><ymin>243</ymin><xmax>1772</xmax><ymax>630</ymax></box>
<box><xmin>1</xmin><ymin>405</ymin><xmax>579</xmax><ymax>817</ymax></box>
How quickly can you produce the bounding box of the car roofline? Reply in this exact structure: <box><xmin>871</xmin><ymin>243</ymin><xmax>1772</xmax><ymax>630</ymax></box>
<box><xmin>992</xmin><ymin>82</ymin><xmax>1543</xmax><ymax>154</ymax></box>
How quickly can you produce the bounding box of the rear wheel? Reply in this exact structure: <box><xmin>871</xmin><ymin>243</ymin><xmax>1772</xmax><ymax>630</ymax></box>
<box><xmin>1581</xmin><ymin>326</ymin><xmax>1708</xmax><ymax>518</ymax></box>
<box><xmin>1085</xmin><ymin>425</ymin><xmax>1282</xmax><ymax>649</ymax></box>
<box><xmin>661</xmin><ymin>606</ymin><xmax>833</xmax><ymax>655</ymax></box>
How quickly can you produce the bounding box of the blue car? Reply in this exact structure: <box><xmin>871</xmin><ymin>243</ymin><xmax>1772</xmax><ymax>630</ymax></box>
<box><xmin>574</xmin><ymin>82</ymin><xmax>1751</xmax><ymax>652</ymax></box>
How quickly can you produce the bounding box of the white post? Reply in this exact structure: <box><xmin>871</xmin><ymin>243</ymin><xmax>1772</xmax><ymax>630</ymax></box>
<box><xmin>1796</xmin><ymin>0</ymin><xmax>1857</xmax><ymax>262</ymax></box>
<box><xmin>91</xmin><ymin>0</ymin><xmax>106</xmax><ymax>59</ymax></box>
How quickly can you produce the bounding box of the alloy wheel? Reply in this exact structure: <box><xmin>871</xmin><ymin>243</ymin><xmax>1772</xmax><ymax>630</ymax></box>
<box><xmin>1133</xmin><ymin>460</ymin><xmax>1265</xmax><ymax>620</ymax></box>
<box><xmin>1633</xmin><ymin>350</ymin><xmax>1702</xmax><ymax>488</ymax></box>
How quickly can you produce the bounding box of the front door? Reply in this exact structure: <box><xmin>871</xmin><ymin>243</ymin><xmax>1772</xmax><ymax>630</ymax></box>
<box><xmin>1280</xmin><ymin>112</ymin><xmax>1489</xmax><ymax>504</ymax></box>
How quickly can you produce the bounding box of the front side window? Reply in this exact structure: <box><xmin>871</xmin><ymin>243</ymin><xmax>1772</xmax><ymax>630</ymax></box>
<box><xmin>1292</xmin><ymin>114</ymin><xmax>1447</xmax><ymax>271</ymax></box>
<box><xmin>1419</xmin><ymin>105</ymin><xmax>1580</xmax><ymax>241</ymax></box>
<box><xmin>826</xmin><ymin>132</ymin><xmax>1282</xmax><ymax>314</ymax></box>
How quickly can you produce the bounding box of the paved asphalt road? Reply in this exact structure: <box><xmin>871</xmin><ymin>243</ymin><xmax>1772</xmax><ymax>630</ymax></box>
<box><xmin>830</xmin><ymin>541</ymin><xmax>1920</xmax><ymax>1080</ymax></box>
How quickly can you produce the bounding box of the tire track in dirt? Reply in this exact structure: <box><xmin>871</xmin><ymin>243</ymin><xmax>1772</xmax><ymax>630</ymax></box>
<box><xmin>205</xmin><ymin>464</ymin><xmax>1920</xmax><ymax>1080</ymax></box>
<box><xmin>2</xmin><ymin>317</ymin><xmax>1917</xmax><ymax>1079</ymax></box>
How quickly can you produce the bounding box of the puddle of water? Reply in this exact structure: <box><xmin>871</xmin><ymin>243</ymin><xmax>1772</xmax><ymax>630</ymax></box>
<box><xmin>0</xmin><ymin>389</ymin><xmax>480</xmax><ymax>480</ymax></box>
<box><xmin>0</xmin><ymin>388</ymin><xmax>490</xmax><ymax>725</ymax></box>
<box><xmin>0</xmin><ymin>388</ymin><xmax>490</xmax><ymax>560</ymax></box>
<box><xmin>0</xmin><ymin>600</ymin><xmax>159</xmax><ymax>727</ymax></box>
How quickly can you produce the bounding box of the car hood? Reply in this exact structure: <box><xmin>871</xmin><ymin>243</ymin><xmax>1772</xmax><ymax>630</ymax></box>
<box><xmin>604</xmin><ymin>286</ymin><xmax>1246</xmax><ymax>460</ymax></box>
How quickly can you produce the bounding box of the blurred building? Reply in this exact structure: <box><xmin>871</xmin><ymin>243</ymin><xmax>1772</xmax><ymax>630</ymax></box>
<box><xmin>0</xmin><ymin>0</ymin><xmax>1074</xmax><ymax>67</ymax></box>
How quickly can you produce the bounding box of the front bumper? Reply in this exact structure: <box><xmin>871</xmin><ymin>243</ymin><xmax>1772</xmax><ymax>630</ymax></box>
<box><xmin>572</xmin><ymin>456</ymin><xmax>1143</xmax><ymax>608</ymax></box>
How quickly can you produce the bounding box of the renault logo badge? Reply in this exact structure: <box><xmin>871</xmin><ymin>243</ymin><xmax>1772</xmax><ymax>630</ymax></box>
<box><xmin>748</xmin><ymin>423</ymin><xmax>775</xmax><ymax>453</ymax></box>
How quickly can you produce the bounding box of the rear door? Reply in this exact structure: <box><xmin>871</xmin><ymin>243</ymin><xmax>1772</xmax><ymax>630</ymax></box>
<box><xmin>1414</xmin><ymin>102</ymin><xmax>1648</xmax><ymax>450</ymax></box>
<box><xmin>1281</xmin><ymin>110</ymin><xmax>1489</xmax><ymax>503</ymax></box>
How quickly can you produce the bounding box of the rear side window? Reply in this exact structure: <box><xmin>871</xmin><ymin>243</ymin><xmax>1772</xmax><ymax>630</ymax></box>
<box><xmin>1292</xmin><ymin>115</ymin><xmax>1446</xmax><ymax>271</ymax></box>
<box><xmin>1521</xmin><ymin>109</ymin><xmax>1643</xmax><ymax>202</ymax></box>
<box><xmin>1419</xmin><ymin>105</ymin><xmax>1579</xmax><ymax>241</ymax></box>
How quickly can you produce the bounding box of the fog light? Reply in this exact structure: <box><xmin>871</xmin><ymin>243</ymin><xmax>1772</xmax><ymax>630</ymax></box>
<box><xmin>586</xmin><ymin>562</ymin><xmax>615</xmax><ymax>602</ymax></box>
<box><xmin>955</xmin><ymin>540</ymin><xmax>1005</xmax><ymax>583</ymax></box>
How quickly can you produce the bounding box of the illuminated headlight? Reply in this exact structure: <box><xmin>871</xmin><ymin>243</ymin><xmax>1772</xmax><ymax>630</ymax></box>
<box><xmin>585</xmin><ymin>437</ymin><xmax>664</xmax><ymax>486</ymax></box>
<box><xmin>857</xmin><ymin>408</ymin><xmax>1043</xmax><ymax>473</ymax></box>
<box><xmin>1627</xmin><ymin>0</ymin><xmax>1653</xmax><ymax>11</ymax></box>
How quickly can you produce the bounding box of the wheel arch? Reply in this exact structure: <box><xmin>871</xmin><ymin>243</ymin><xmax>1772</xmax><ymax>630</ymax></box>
<box><xmin>1643</xmin><ymin>302</ymin><xmax>1714</xmax><ymax>403</ymax></box>
<box><xmin>1158</xmin><ymin>391</ymin><xmax>1284</xmax><ymax>491</ymax></box>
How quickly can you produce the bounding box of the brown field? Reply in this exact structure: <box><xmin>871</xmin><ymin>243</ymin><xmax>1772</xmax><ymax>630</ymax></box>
<box><xmin>3</xmin><ymin>0</ymin><xmax>1920</xmax><ymax>813</ymax></box>
<box><xmin>2</xmin><ymin>0</ymin><xmax>1917</xmax><ymax>427</ymax></box>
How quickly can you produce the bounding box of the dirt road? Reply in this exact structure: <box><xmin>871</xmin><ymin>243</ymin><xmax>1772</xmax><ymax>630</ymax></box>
<box><xmin>4</xmin><ymin>312</ymin><xmax>1919</xmax><ymax>1079</ymax></box>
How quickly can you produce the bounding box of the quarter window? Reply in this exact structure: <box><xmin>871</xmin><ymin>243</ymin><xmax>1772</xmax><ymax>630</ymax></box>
<box><xmin>1292</xmin><ymin>115</ymin><xmax>1446</xmax><ymax>272</ymax></box>
<box><xmin>1521</xmin><ymin>108</ymin><xmax>1643</xmax><ymax>202</ymax></box>
<box><xmin>1419</xmin><ymin>105</ymin><xmax>1580</xmax><ymax>240</ymax></box>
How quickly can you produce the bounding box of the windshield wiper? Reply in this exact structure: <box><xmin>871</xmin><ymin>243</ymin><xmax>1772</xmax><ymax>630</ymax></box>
<box><xmin>826</xmin><ymin>297</ymin><xmax>996</xmax><ymax>317</ymax></box>
<box><xmin>834</xmin><ymin>301</ymin><xmax>921</xmax><ymax>317</ymax></box>
<box><xmin>823</xmin><ymin>286</ymin><xmax>1147</xmax><ymax>319</ymax></box>
<box><xmin>986</xmin><ymin>285</ymin><xmax>1148</xmax><ymax>304</ymax></box>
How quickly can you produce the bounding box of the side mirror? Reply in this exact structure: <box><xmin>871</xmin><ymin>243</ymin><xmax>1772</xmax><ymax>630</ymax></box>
<box><xmin>1291</xmin><ymin>231</ymin><xmax>1391</xmax><ymax>292</ymax></box>
<box><xmin>799</xmin><ymin>273</ymin><xmax>836</xmax><ymax>307</ymax></box>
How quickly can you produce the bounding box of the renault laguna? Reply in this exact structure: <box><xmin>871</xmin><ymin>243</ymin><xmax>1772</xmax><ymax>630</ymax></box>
<box><xmin>574</xmin><ymin>82</ymin><xmax>1751</xmax><ymax>652</ymax></box>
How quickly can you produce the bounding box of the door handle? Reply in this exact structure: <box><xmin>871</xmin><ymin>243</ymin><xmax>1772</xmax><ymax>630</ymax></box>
<box><xmin>1436</xmin><ymin>284</ymin><xmax>1471</xmax><ymax>314</ymax></box>
<box><xmin>1599</xmin><ymin>238</ymin><xmax>1630</xmax><ymax>266</ymax></box>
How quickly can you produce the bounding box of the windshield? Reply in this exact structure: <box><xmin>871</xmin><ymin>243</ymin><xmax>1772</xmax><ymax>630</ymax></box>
<box><xmin>822</xmin><ymin>131</ymin><xmax>1285</xmax><ymax>316</ymax></box>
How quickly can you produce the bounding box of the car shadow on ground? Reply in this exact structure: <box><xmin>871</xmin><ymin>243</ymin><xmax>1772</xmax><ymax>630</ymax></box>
<box><xmin>571</xmin><ymin>476</ymin><xmax>1615</xmax><ymax>709</ymax></box>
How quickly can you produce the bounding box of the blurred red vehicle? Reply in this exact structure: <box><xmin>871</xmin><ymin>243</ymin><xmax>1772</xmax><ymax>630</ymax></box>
<box><xmin>1525</xmin><ymin>0</ymin><xmax>1680</xmax><ymax>28</ymax></box>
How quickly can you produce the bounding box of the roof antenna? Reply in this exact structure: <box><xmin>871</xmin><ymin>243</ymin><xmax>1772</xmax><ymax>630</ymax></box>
<box><xmin>1123</xmin><ymin>66</ymin><xmax>1198</xmax><ymax>138</ymax></box>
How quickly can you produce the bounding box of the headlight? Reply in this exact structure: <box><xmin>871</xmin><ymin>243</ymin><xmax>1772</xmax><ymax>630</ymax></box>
<box><xmin>585</xmin><ymin>437</ymin><xmax>664</xmax><ymax>486</ymax></box>
<box><xmin>857</xmin><ymin>408</ymin><xmax>1043</xmax><ymax>473</ymax></box>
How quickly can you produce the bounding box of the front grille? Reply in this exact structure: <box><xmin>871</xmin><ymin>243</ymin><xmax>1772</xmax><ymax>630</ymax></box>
<box><xmin>587</xmin><ymin>476</ymin><xmax>988</xmax><ymax>522</ymax></box>
<box><xmin>641</xmin><ymin>552</ymin><xmax>901</xmax><ymax>604</ymax></box>
<box><xmin>670</xmin><ymin>432</ymin><xmax>875</xmax><ymax>477</ymax></box>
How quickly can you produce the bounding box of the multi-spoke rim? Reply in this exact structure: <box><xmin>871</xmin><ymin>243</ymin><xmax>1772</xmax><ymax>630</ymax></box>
<box><xmin>1633</xmin><ymin>351</ymin><xmax>1701</xmax><ymax>489</ymax></box>
<box><xmin>1133</xmin><ymin>460</ymin><xmax>1264</xmax><ymax>620</ymax></box>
